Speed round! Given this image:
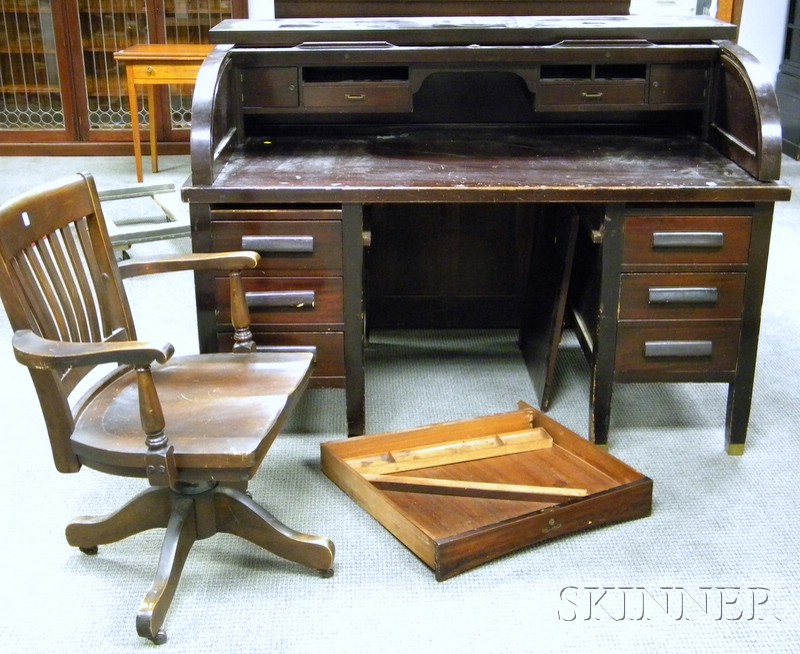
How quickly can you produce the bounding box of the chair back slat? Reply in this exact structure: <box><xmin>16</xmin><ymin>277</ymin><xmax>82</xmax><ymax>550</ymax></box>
<box><xmin>44</xmin><ymin>226</ymin><xmax>93</xmax><ymax>342</ymax></box>
<box><xmin>20</xmin><ymin>239</ymin><xmax>73</xmax><ymax>340</ymax></box>
<box><xmin>66</xmin><ymin>221</ymin><xmax>104</xmax><ymax>341</ymax></box>
<box><xmin>11</xmin><ymin>249</ymin><xmax>63</xmax><ymax>340</ymax></box>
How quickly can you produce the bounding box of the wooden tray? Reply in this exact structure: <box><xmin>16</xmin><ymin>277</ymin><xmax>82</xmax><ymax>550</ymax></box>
<box><xmin>321</xmin><ymin>403</ymin><xmax>652</xmax><ymax>580</ymax></box>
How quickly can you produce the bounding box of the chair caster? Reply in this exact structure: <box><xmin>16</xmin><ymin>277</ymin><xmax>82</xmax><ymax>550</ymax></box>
<box><xmin>80</xmin><ymin>545</ymin><xmax>98</xmax><ymax>555</ymax></box>
<box><xmin>138</xmin><ymin>617</ymin><xmax>168</xmax><ymax>645</ymax></box>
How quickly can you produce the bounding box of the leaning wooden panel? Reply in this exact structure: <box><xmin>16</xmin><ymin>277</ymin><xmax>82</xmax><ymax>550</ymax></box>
<box><xmin>321</xmin><ymin>403</ymin><xmax>652</xmax><ymax>580</ymax></box>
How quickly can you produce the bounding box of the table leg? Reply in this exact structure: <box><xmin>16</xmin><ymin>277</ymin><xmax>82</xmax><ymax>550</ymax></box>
<box><xmin>148</xmin><ymin>84</ymin><xmax>159</xmax><ymax>174</ymax></box>
<box><xmin>127</xmin><ymin>72</ymin><xmax>144</xmax><ymax>183</ymax></box>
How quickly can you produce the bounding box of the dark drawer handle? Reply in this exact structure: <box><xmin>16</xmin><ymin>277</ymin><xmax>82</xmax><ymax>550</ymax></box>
<box><xmin>241</xmin><ymin>235</ymin><xmax>314</xmax><ymax>254</ymax></box>
<box><xmin>246</xmin><ymin>291</ymin><xmax>316</xmax><ymax>309</ymax></box>
<box><xmin>648</xmin><ymin>287</ymin><xmax>719</xmax><ymax>305</ymax></box>
<box><xmin>644</xmin><ymin>340</ymin><xmax>713</xmax><ymax>358</ymax></box>
<box><xmin>652</xmin><ymin>232</ymin><xmax>724</xmax><ymax>249</ymax></box>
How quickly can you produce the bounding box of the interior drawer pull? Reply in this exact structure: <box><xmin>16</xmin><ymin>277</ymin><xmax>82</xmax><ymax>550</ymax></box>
<box><xmin>652</xmin><ymin>232</ymin><xmax>724</xmax><ymax>249</ymax></box>
<box><xmin>345</xmin><ymin>94</ymin><xmax>366</xmax><ymax>101</ymax></box>
<box><xmin>581</xmin><ymin>91</ymin><xmax>604</xmax><ymax>99</ymax></box>
<box><xmin>241</xmin><ymin>235</ymin><xmax>314</xmax><ymax>254</ymax></box>
<box><xmin>644</xmin><ymin>340</ymin><xmax>713</xmax><ymax>358</ymax></box>
<box><xmin>648</xmin><ymin>287</ymin><xmax>719</xmax><ymax>304</ymax></box>
<box><xmin>246</xmin><ymin>290</ymin><xmax>316</xmax><ymax>309</ymax></box>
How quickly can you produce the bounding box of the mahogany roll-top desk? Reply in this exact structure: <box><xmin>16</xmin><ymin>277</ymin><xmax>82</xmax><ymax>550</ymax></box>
<box><xmin>182</xmin><ymin>15</ymin><xmax>791</xmax><ymax>453</ymax></box>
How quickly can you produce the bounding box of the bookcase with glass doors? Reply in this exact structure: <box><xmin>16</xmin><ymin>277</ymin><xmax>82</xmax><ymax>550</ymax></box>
<box><xmin>0</xmin><ymin>0</ymin><xmax>246</xmax><ymax>150</ymax></box>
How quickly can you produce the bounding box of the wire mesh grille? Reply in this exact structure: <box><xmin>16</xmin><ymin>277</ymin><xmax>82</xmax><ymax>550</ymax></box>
<box><xmin>80</xmin><ymin>0</ymin><xmax>151</xmax><ymax>131</ymax></box>
<box><xmin>0</xmin><ymin>1</ymin><xmax>65</xmax><ymax>129</ymax></box>
<box><xmin>164</xmin><ymin>1</ymin><xmax>234</xmax><ymax>128</ymax></box>
<box><xmin>1</xmin><ymin>1</ymin><xmax>234</xmax><ymax>133</ymax></box>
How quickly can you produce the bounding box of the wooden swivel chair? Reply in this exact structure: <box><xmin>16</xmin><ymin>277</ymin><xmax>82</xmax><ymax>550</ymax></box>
<box><xmin>0</xmin><ymin>173</ymin><xmax>335</xmax><ymax>644</ymax></box>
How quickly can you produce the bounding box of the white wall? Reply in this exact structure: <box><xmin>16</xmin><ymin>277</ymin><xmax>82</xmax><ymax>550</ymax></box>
<box><xmin>247</xmin><ymin>1</ymin><xmax>275</xmax><ymax>19</ymax></box>
<box><xmin>737</xmin><ymin>0</ymin><xmax>791</xmax><ymax>81</ymax></box>
<box><xmin>629</xmin><ymin>0</ymin><xmax>791</xmax><ymax>82</ymax></box>
<box><xmin>247</xmin><ymin>0</ymin><xmax>790</xmax><ymax>81</ymax></box>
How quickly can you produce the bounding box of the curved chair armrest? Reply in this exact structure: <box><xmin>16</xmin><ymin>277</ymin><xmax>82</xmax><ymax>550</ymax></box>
<box><xmin>118</xmin><ymin>251</ymin><xmax>259</xmax><ymax>352</ymax></box>
<box><xmin>12</xmin><ymin>329</ymin><xmax>174</xmax><ymax>370</ymax></box>
<box><xmin>118</xmin><ymin>251</ymin><xmax>260</xmax><ymax>279</ymax></box>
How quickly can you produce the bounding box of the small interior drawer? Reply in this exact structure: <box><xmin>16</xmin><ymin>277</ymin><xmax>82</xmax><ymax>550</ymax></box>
<box><xmin>622</xmin><ymin>214</ymin><xmax>752</xmax><ymax>268</ymax></box>
<box><xmin>215</xmin><ymin>277</ymin><xmax>344</xmax><ymax>326</ymax></box>
<box><xmin>211</xmin><ymin>220</ymin><xmax>343</xmax><ymax>274</ymax></box>
<box><xmin>615</xmin><ymin>321</ymin><xmax>741</xmax><ymax>377</ymax></box>
<box><xmin>536</xmin><ymin>80</ymin><xmax>646</xmax><ymax>109</ymax></box>
<box><xmin>301</xmin><ymin>81</ymin><xmax>412</xmax><ymax>112</ymax></box>
<box><xmin>618</xmin><ymin>272</ymin><xmax>746</xmax><ymax>320</ymax></box>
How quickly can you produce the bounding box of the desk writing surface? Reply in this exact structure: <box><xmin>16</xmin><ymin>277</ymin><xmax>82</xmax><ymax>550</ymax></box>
<box><xmin>184</xmin><ymin>128</ymin><xmax>790</xmax><ymax>204</ymax></box>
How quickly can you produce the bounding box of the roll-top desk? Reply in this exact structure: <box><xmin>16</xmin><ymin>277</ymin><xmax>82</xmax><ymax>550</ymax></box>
<box><xmin>183</xmin><ymin>16</ymin><xmax>791</xmax><ymax>453</ymax></box>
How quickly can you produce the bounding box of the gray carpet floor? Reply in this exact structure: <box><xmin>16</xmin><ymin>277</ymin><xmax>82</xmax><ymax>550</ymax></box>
<box><xmin>0</xmin><ymin>154</ymin><xmax>798</xmax><ymax>652</ymax></box>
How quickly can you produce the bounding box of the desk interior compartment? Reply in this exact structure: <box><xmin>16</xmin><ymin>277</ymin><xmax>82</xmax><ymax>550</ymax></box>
<box><xmin>240</xmin><ymin>66</ymin><xmax>299</xmax><ymax>109</ymax></box>
<box><xmin>536</xmin><ymin>63</ymin><xmax>647</xmax><ymax>110</ymax></box>
<box><xmin>321</xmin><ymin>404</ymin><xmax>652</xmax><ymax>580</ymax></box>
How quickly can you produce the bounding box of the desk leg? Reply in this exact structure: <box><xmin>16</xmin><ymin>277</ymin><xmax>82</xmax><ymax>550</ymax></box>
<box><xmin>148</xmin><ymin>84</ymin><xmax>159</xmax><ymax>174</ymax></box>
<box><xmin>343</xmin><ymin>204</ymin><xmax>366</xmax><ymax>436</ymax></box>
<box><xmin>589</xmin><ymin>205</ymin><xmax>625</xmax><ymax>447</ymax></box>
<box><xmin>126</xmin><ymin>73</ymin><xmax>144</xmax><ymax>183</ymax></box>
<box><xmin>724</xmin><ymin>202</ymin><xmax>774</xmax><ymax>455</ymax></box>
<box><xmin>590</xmin><ymin>323</ymin><xmax>615</xmax><ymax>447</ymax></box>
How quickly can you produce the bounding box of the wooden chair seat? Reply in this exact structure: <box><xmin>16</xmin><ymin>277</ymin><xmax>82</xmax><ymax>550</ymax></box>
<box><xmin>72</xmin><ymin>352</ymin><xmax>314</xmax><ymax>483</ymax></box>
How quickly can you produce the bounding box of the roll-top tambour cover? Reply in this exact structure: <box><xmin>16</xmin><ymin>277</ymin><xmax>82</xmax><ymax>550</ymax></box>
<box><xmin>209</xmin><ymin>15</ymin><xmax>738</xmax><ymax>46</ymax></box>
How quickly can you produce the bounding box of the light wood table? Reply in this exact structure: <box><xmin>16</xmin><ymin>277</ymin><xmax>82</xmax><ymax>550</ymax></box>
<box><xmin>114</xmin><ymin>44</ymin><xmax>214</xmax><ymax>183</ymax></box>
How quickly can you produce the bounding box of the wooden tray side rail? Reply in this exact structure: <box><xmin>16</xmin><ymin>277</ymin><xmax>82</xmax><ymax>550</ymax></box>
<box><xmin>321</xmin><ymin>405</ymin><xmax>652</xmax><ymax>580</ymax></box>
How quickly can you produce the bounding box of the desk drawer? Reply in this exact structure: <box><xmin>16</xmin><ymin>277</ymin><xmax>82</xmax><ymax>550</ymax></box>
<box><xmin>211</xmin><ymin>219</ymin><xmax>343</xmax><ymax>275</ymax></box>
<box><xmin>536</xmin><ymin>80</ymin><xmax>646</xmax><ymax>109</ymax></box>
<box><xmin>615</xmin><ymin>321</ymin><xmax>741</xmax><ymax>376</ymax></box>
<box><xmin>218</xmin><ymin>331</ymin><xmax>345</xmax><ymax>379</ymax></box>
<box><xmin>129</xmin><ymin>63</ymin><xmax>203</xmax><ymax>83</ymax></box>
<box><xmin>302</xmin><ymin>82</ymin><xmax>412</xmax><ymax>112</ymax></box>
<box><xmin>216</xmin><ymin>277</ymin><xmax>344</xmax><ymax>326</ymax></box>
<box><xmin>622</xmin><ymin>214</ymin><xmax>752</xmax><ymax>267</ymax></box>
<box><xmin>618</xmin><ymin>272</ymin><xmax>746</xmax><ymax>321</ymax></box>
